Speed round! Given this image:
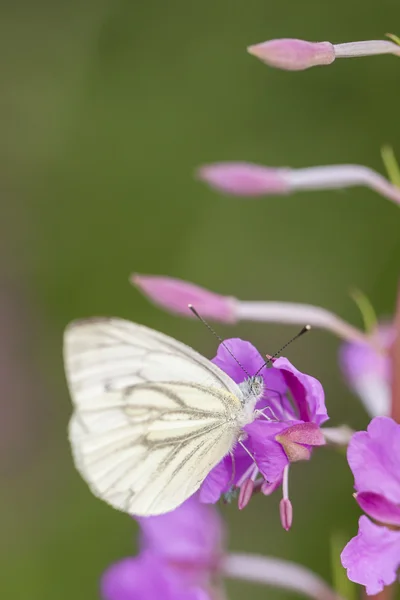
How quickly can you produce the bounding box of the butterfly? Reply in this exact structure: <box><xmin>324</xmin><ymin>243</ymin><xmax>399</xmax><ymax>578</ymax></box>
<box><xmin>64</xmin><ymin>317</ymin><xmax>265</xmax><ymax>516</ymax></box>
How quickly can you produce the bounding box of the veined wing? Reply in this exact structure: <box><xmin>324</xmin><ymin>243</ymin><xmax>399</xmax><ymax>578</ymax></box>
<box><xmin>69</xmin><ymin>381</ymin><xmax>242</xmax><ymax>515</ymax></box>
<box><xmin>64</xmin><ymin>318</ymin><xmax>243</xmax><ymax>405</ymax></box>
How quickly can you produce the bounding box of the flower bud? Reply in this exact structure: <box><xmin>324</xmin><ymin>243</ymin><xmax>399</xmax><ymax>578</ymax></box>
<box><xmin>197</xmin><ymin>162</ymin><xmax>290</xmax><ymax>196</ymax></box>
<box><xmin>247</xmin><ymin>38</ymin><xmax>335</xmax><ymax>71</ymax></box>
<box><xmin>132</xmin><ymin>274</ymin><xmax>237</xmax><ymax>323</ymax></box>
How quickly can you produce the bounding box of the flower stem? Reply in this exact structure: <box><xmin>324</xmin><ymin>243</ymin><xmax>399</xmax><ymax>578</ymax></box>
<box><xmin>235</xmin><ymin>300</ymin><xmax>371</xmax><ymax>345</ymax></box>
<box><xmin>223</xmin><ymin>553</ymin><xmax>345</xmax><ymax>600</ymax></box>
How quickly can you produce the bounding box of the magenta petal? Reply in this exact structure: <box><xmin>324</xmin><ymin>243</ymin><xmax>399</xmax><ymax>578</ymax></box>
<box><xmin>341</xmin><ymin>516</ymin><xmax>400</xmax><ymax>595</ymax></box>
<box><xmin>356</xmin><ymin>492</ymin><xmax>400</xmax><ymax>527</ymax></box>
<box><xmin>139</xmin><ymin>496</ymin><xmax>224</xmax><ymax>568</ymax></box>
<box><xmin>101</xmin><ymin>555</ymin><xmax>166</xmax><ymax>600</ymax></box>
<box><xmin>248</xmin><ymin>432</ymin><xmax>288</xmax><ymax>482</ymax></box>
<box><xmin>212</xmin><ymin>338</ymin><xmax>265</xmax><ymax>384</ymax></box>
<box><xmin>348</xmin><ymin>417</ymin><xmax>400</xmax><ymax>502</ymax></box>
<box><xmin>199</xmin><ymin>457</ymin><xmax>232</xmax><ymax>503</ymax></box>
<box><xmin>273</xmin><ymin>357</ymin><xmax>328</xmax><ymax>425</ymax></box>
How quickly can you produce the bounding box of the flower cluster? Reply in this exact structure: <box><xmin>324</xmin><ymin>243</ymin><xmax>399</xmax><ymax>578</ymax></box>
<box><xmin>90</xmin><ymin>31</ymin><xmax>400</xmax><ymax>600</ymax></box>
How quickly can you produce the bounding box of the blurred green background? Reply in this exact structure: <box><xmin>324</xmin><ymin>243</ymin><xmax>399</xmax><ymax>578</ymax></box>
<box><xmin>1</xmin><ymin>1</ymin><xmax>399</xmax><ymax>598</ymax></box>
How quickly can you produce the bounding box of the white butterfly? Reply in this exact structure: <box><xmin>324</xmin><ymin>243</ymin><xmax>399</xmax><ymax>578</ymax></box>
<box><xmin>64</xmin><ymin>317</ymin><xmax>264</xmax><ymax>516</ymax></box>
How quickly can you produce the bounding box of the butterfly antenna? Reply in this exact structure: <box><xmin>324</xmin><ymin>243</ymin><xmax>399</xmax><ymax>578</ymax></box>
<box><xmin>254</xmin><ymin>325</ymin><xmax>311</xmax><ymax>377</ymax></box>
<box><xmin>188</xmin><ymin>304</ymin><xmax>252</xmax><ymax>379</ymax></box>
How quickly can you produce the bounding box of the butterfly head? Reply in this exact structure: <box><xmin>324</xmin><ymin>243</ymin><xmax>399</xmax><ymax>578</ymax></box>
<box><xmin>237</xmin><ymin>375</ymin><xmax>264</xmax><ymax>426</ymax></box>
<box><xmin>239</xmin><ymin>374</ymin><xmax>264</xmax><ymax>406</ymax></box>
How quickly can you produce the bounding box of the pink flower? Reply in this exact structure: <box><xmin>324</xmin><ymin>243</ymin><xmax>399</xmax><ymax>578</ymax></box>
<box><xmin>341</xmin><ymin>417</ymin><xmax>400</xmax><ymax>595</ymax></box>
<box><xmin>101</xmin><ymin>496</ymin><xmax>225</xmax><ymax>600</ymax></box>
<box><xmin>199</xmin><ymin>338</ymin><xmax>327</xmax><ymax>525</ymax></box>
<box><xmin>340</xmin><ymin>323</ymin><xmax>395</xmax><ymax>416</ymax></box>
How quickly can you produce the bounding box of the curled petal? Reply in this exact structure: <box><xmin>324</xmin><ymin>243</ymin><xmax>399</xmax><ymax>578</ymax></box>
<box><xmin>278</xmin><ymin>422</ymin><xmax>325</xmax><ymax>446</ymax></box>
<box><xmin>341</xmin><ymin>516</ymin><xmax>400</xmax><ymax>595</ymax></box>
<box><xmin>261</xmin><ymin>479</ymin><xmax>282</xmax><ymax>496</ymax></box>
<box><xmin>273</xmin><ymin>358</ymin><xmax>328</xmax><ymax>426</ymax></box>
<box><xmin>347</xmin><ymin>417</ymin><xmax>400</xmax><ymax>502</ymax></box>
<box><xmin>355</xmin><ymin>492</ymin><xmax>400</xmax><ymax>527</ymax></box>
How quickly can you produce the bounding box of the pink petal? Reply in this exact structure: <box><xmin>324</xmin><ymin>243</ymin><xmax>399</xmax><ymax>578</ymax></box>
<box><xmin>339</xmin><ymin>323</ymin><xmax>394</xmax><ymax>417</ymax></box>
<box><xmin>139</xmin><ymin>496</ymin><xmax>224</xmax><ymax>568</ymax></box>
<box><xmin>132</xmin><ymin>274</ymin><xmax>236</xmax><ymax>323</ymax></box>
<box><xmin>355</xmin><ymin>492</ymin><xmax>400</xmax><ymax>527</ymax></box>
<box><xmin>248</xmin><ymin>430</ymin><xmax>289</xmax><ymax>483</ymax></box>
<box><xmin>348</xmin><ymin>417</ymin><xmax>400</xmax><ymax>502</ymax></box>
<box><xmin>273</xmin><ymin>357</ymin><xmax>328</xmax><ymax>426</ymax></box>
<box><xmin>277</xmin><ymin>422</ymin><xmax>325</xmax><ymax>446</ymax></box>
<box><xmin>341</xmin><ymin>515</ymin><xmax>400</xmax><ymax>595</ymax></box>
<box><xmin>199</xmin><ymin>457</ymin><xmax>232</xmax><ymax>504</ymax></box>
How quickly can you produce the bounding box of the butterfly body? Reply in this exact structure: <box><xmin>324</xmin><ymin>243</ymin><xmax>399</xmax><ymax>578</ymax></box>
<box><xmin>64</xmin><ymin>318</ymin><xmax>264</xmax><ymax>516</ymax></box>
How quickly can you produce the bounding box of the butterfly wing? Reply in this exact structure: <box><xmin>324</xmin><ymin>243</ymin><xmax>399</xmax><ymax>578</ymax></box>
<box><xmin>64</xmin><ymin>318</ymin><xmax>243</xmax><ymax>515</ymax></box>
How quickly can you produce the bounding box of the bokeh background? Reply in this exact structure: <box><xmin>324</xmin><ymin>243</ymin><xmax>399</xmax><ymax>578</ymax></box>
<box><xmin>1</xmin><ymin>1</ymin><xmax>399</xmax><ymax>598</ymax></box>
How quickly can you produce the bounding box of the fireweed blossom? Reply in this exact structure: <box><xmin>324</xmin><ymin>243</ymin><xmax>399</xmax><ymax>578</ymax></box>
<box><xmin>341</xmin><ymin>417</ymin><xmax>400</xmax><ymax>595</ymax></box>
<box><xmin>101</xmin><ymin>495</ymin><xmax>225</xmax><ymax>600</ymax></box>
<box><xmin>101</xmin><ymin>494</ymin><xmax>345</xmax><ymax>600</ymax></box>
<box><xmin>340</xmin><ymin>322</ymin><xmax>395</xmax><ymax>417</ymax></box>
<box><xmin>199</xmin><ymin>338</ymin><xmax>327</xmax><ymax>523</ymax></box>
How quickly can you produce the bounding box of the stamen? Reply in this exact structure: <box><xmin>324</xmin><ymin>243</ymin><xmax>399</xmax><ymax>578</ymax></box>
<box><xmin>280</xmin><ymin>465</ymin><xmax>293</xmax><ymax>530</ymax></box>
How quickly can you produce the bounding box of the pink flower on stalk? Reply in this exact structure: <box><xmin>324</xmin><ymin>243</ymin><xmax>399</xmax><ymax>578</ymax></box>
<box><xmin>247</xmin><ymin>38</ymin><xmax>400</xmax><ymax>71</ymax></box>
<box><xmin>199</xmin><ymin>337</ymin><xmax>327</xmax><ymax>526</ymax></box>
<box><xmin>132</xmin><ymin>274</ymin><xmax>369</xmax><ymax>345</ymax></box>
<box><xmin>340</xmin><ymin>323</ymin><xmax>395</xmax><ymax>417</ymax></box>
<box><xmin>102</xmin><ymin>495</ymin><xmax>344</xmax><ymax>600</ymax></box>
<box><xmin>101</xmin><ymin>496</ymin><xmax>225</xmax><ymax>600</ymax></box>
<box><xmin>197</xmin><ymin>162</ymin><xmax>400</xmax><ymax>207</ymax></box>
<box><xmin>341</xmin><ymin>417</ymin><xmax>400</xmax><ymax>595</ymax></box>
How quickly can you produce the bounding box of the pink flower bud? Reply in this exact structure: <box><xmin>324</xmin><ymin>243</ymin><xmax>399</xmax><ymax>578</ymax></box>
<box><xmin>131</xmin><ymin>274</ymin><xmax>237</xmax><ymax>323</ymax></box>
<box><xmin>197</xmin><ymin>162</ymin><xmax>290</xmax><ymax>196</ymax></box>
<box><xmin>280</xmin><ymin>498</ymin><xmax>293</xmax><ymax>531</ymax></box>
<box><xmin>247</xmin><ymin>38</ymin><xmax>335</xmax><ymax>71</ymax></box>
